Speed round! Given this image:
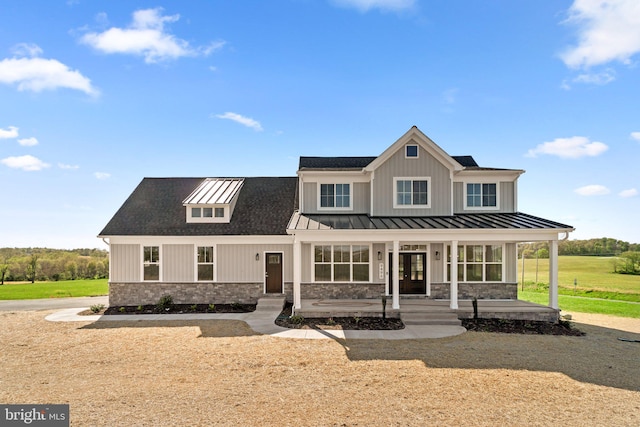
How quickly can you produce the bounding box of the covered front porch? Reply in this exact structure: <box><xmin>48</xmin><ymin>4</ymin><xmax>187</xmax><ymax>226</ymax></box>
<box><xmin>296</xmin><ymin>298</ymin><xmax>560</xmax><ymax>322</ymax></box>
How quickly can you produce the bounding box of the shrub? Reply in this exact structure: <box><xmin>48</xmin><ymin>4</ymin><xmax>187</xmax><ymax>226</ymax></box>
<box><xmin>289</xmin><ymin>314</ymin><xmax>304</xmax><ymax>324</ymax></box>
<box><xmin>137</xmin><ymin>305</ymin><xmax>143</xmax><ymax>312</ymax></box>
<box><xmin>90</xmin><ymin>304</ymin><xmax>105</xmax><ymax>314</ymax></box>
<box><xmin>208</xmin><ymin>304</ymin><xmax>215</xmax><ymax>312</ymax></box>
<box><xmin>190</xmin><ymin>304</ymin><xmax>198</xmax><ymax>312</ymax></box>
<box><xmin>118</xmin><ymin>307</ymin><xmax>126</xmax><ymax>313</ymax></box>
<box><xmin>156</xmin><ymin>294</ymin><xmax>173</xmax><ymax>311</ymax></box>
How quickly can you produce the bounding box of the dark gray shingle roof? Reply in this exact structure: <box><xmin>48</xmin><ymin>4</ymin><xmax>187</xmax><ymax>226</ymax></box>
<box><xmin>298</xmin><ymin>156</ymin><xmax>377</xmax><ymax>170</ymax></box>
<box><xmin>452</xmin><ymin>155</ymin><xmax>479</xmax><ymax>167</ymax></box>
<box><xmin>99</xmin><ymin>177</ymin><xmax>298</xmax><ymax>236</ymax></box>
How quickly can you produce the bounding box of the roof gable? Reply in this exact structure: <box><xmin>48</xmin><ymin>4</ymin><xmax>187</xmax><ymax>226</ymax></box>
<box><xmin>364</xmin><ymin>126</ymin><xmax>464</xmax><ymax>173</ymax></box>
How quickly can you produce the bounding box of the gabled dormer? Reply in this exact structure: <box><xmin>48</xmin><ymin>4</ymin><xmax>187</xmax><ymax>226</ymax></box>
<box><xmin>183</xmin><ymin>178</ymin><xmax>244</xmax><ymax>223</ymax></box>
<box><xmin>364</xmin><ymin>126</ymin><xmax>463</xmax><ymax>216</ymax></box>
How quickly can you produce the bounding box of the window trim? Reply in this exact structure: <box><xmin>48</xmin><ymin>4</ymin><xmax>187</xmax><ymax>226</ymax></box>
<box><xmin>393</xmin><ymin>177</ymin><xmax>431</xmax><ymax>209</ymax></box>
<box><xmin>187</xmin><ymin>205</ymin><xmax>229</xmax><ymax>223</ymax></box>
<box><xmin>196</xmin><ymin>245</ymin><xmax>215</xmax><ymax>282</ymax></box>
<box><xmin>463</xmin><ymin>182</ymin><xmax>500</xmax><ymax>210</ymax></box>
<box><xmin>405</xmin><ymin>144</ymin><xmax>419</xmax><ymax>158</ymax></box>
<box><xmin>317</xmin><ymin>182</ymin><xmax>353</xmax><ymax>211</ymax></box>
<box><xmin>445</xmin><ymin>243</ymin><xmax>505</xmax><ymax>283</ymax></box>
<box><xmin>142</xmin><ymin>245</ymin><xmax>161</xmax><ymax>281</ymax></box>
<box><xmin>312</xmin><ymin>244</ymin><xmax>371</xmax><ymax>282</ymax></box>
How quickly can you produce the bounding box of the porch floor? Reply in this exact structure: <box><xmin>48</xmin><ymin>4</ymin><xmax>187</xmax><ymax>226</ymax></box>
<box><xmin>297</xmin><ymin>298</ymin><xmax>560</xmax><ymax>322</ymax></box>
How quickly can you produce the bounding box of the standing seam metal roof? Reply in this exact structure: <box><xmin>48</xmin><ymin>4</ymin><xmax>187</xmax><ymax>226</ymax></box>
<box><xmin>288</xmin><ymin>212</ymin><xmax>574</xmax><ymax>231</ymax></box>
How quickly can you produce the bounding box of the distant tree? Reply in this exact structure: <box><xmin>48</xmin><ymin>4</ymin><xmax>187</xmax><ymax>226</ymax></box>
<box><xmin>65</xmin><ymin>261</ymin><xmax>78</xmax><ymax>280</ymax></box>
<box><xmin>0</xmin><ymin>261</ymin><xmax>8</xmax><ymax>285</ymax></box>
<box><xmin>616</xmin><ymin>251</ymin><xmax>640</xmax><ymax>275</ymax></box>
<box><xmin>25</xmin><ymin>254</ymin><xmax>38</xmax><ymax>283</ymax></box>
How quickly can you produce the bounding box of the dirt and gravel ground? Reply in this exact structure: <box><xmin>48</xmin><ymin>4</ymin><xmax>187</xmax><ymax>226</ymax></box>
<box><xmin>0</xmin><ymin>311</ymin><xmax>638</xmax><ymax>426</ymax></box>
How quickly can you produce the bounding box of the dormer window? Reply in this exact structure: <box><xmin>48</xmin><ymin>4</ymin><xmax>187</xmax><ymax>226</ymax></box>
<box><xmin>405</xmin><ymin>144</ymin><xmax>418</xmax><ymax>158</ymax></box>
<box><xmin>183</xmin><ymin>178</ymin><xmax>244</xmax><ymax>223</ymax></box>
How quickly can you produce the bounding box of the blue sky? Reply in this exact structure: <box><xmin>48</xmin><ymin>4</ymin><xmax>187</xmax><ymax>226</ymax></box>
<box><xmin>0</xmin><ymin>0</ymin><xmax>639</xmax><ymax>249</ymax></box>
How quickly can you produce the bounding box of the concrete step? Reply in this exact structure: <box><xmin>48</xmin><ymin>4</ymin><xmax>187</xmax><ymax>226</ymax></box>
<box><xmin>255</xmin><ymin>297</ymin><xmax>286</xmax><ymax>311</ymax></box>
<box><xmin>401</xmin><ymin>312</ymin><xmax>462</xmax><ymax>326</ymax></box>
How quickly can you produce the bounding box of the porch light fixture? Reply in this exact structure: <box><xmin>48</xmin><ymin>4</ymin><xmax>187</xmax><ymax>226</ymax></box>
<box><xmin>377</xmin><ymin>251</ymin><xmax>382</xmax><ymax>260</ymax></box>
<box><xmin>435</xmin><ymin>251</ymin><xmax>440</xmax><ymax>261</ymax></box>
<box><xmin>255</xmin><ymin>253</ymin><xmax>260</xmax><ymax>261</ymax></box>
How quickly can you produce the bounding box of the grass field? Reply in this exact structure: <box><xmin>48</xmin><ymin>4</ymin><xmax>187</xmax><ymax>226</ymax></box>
<box><xmin>0</xmin><ymin>278</ymin><xmax>108</xmax><ymax>300</ymax></box>
<box><xmin>518</xmin><ymin>256</ymin><xmax>640</xmax><ymax>318</ymax></box>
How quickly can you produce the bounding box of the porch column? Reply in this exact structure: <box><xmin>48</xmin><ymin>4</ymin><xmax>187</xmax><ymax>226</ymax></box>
<box><xmin>549</xmin><ymin>239</ymin><xmax>559</xmax><ymax>309</ymax></box>
<box><xmin>450</xmin><ymin>240</ymin><xmax>459</xmax><ymax>309</ymax></box>
<box><xmin>293</xmin><ymin>239</ymin><xmax>302</xmax><ymax>310</ymax></box>
<box><xmin>392</xmin><ymin>240</ymin><xmax>400</xmax><ymax>310</ymax></box>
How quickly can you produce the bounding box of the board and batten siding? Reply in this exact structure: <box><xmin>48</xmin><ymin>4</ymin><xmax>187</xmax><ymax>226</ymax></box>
<box><xmin>505</xmin><ymin>243</ymin><xmax>517</xmax><ymax>282</ymax></box>
<box><xmin>110</xmin><ymin>244</ymin><xmax>140</xmax><ymax>282</ymax></box>
<box><xmin>452</xmin><ymin>181</ymin><xmax>515</xmax><ymax>213</ymax></box>
<box><xmin>430</xmin><ymin>243</ymin><xmax>444</xmax><ymax>282</ymax></box>
<box><xmin>163</xmin><ymin>244</ymin><xmax>195</xmax><ymax>282</ymax></box>
<box><xmin>302</xmin><ymin>181</ymin><xmax>370</xmax><ymax>214</ymax></box>
<box><xmin>216</xmin><ymin>244</ymin><xmax>292</xmax><ymax>282</ymax></box>
<box><xmin>371</xmin><ymin>143</ymin><xmax>452</xmax><ymax>216</ymax></box>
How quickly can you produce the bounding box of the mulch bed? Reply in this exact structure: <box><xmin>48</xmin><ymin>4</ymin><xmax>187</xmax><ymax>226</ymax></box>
<box><xmin>462</xmin><ymin>318</ymin><xmax>585</xmax><ymax>336</ymax></box>
<box><xmin>80</xmin><ymin>303</ymin><xmax>256</xmax><ymax>316</ymax></box>
<box><xmin>276</xmin><ymin>315</ymin><xmax>405</xmax><ymax>330</ymax></box>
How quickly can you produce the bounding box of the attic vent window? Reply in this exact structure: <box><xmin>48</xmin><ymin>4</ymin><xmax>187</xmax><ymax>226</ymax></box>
<box><xmin>405</xmin><ymin>145</ymin><xmax>418</xmax><ymax>158</ymax></box>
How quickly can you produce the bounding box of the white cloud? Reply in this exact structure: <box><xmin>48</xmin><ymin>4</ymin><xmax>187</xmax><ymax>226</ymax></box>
<box><xmin>0</xmin><ymin>49</ymin><xmax>98</xmax><ymax>96</ymax></box>
<box><xmin>11</xmin><ymin>43</ymin><xmax>43</xmax><ymax>58</ymax></box>
<box><xmin>214</xmin><ymin>112</ymin><xmax>263</xmax><ymax>132</ymax></box>
<box><xmin>331</xmin><ymin>0</ymin><xmax>416</xmax><ymax>12</ymax></box>
<box><xmin>18</xmin><ymin>137</ymin><xmax>38</xmax><ymax>147</ymax></box>
<box><xmin>561</xmin><ymin>0</ymin><xmax>640</xmax><ymax>69</ymax></box>
<box><xmin>572</xmin><ymin>69</ymin><xmax>616</xmax><ymax>85</ymax></box>
<box><xmin>94</xmin><ymin>172</ymin><xmax>111</xmax><ymax>180</ymax></box>
<box><xmin>58</xmin><ymin>163</ymin><xmax>79</xmax><ymax>170</ymax></box>
<box><xmin>619</xmin><ymin>188</ymin><xmax>638</xmax><ymax>198</ymax></box>
<box><xmin>575</xmin><ymin>184</ymin><xmax>610</xmax><ymax>196</ymax></box>
<box><xmin>1</xmin><ymin>155</ymin><xmax>50</xmax><ymax>171</ymax></box>
<box><xmin>0</xmin><ymin>126</ymin><xmax>19</xmax><ymax>139</ymax></box>
<box><xmin>631</xmin><ymin>132</ymin><xmax>640</xmax><ymax>142</ymax></box>
<box><xmin>526</xmin><ymin>136</ymin><xmax>608</xmax><ymax>159</ymax></box>
<box><xmin>80</xmin><ymin>8</ymin><xmax>224</xmax><ymax>63</ymax></box>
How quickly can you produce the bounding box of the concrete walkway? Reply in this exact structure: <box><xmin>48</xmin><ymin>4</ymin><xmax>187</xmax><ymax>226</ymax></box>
<box><xmin>45</xmin><ymin>299</ymin><xmax>466</xmax><ymax>340</ymax></box>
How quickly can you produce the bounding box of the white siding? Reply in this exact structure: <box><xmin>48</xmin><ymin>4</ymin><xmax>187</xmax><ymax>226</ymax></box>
<box><xmin>217</xmin><ymin>244</ymin><xmax>292</xmax><ymax>282</ymax></box>
<box><xmin>110</xmin><ymin>244</ymin><xmax>140</xmax><ymax>282</ymax></box>
<box><xmin>163</xmin><ymin>244</ymin><xmax>195</xmax><ymax>282</ymax></box>
<box><xmin>505</xmin><ymin>243</ymin><xmax>517</xmax><ymax>282</ymax></box>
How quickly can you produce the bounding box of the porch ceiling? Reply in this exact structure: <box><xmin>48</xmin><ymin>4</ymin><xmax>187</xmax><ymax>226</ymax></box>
<box><xmin>288</xmin><ymin>212</ymin><xmax>574</xmax><ymax>232</ymax></box>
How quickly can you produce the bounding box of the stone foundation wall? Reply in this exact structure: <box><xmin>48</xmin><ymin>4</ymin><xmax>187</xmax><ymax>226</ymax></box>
<box><xmin>429</xmin><ymin>283</ymin><xmax>518</xmax><ymax>299</ymax></box>
<box><xmin>301</xmin><ymin>282</ymin><xmax>385</xmax><ymax>299</ymax></box>
<box><xmin>109</xmin><ymin>282</ymin><xmax>293</xmax><ymax>306</ymax></box>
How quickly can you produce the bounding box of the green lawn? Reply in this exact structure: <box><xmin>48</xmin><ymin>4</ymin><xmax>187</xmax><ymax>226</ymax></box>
<box><xmin>518</xmin><ymin>256</ymin><xmax>640</xmax><ymax>318</ymax></box>
<box><xmin>0</xmin><ymin>279</ymin><xmax>108</xmax><ymax>300</ymax></box>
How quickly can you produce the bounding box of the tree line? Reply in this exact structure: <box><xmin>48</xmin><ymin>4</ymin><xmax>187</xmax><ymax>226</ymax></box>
<box><xmin>519</xmin><ymin>238</ymin><xmax>640</xmax><ymax>275</ymax></box>
<box><xmin>0</xmin><ymin>248</ymin><xmax>108</xmax><ymax>284</ymax></box>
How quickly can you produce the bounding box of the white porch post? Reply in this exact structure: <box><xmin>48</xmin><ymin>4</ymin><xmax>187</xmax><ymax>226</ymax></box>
<box><xmin>392</xmin><ymin>240</ymin><xmax>400</xmax><ymax>310</ymax></box>
<box><xmin>450</xmin><ymin>240</ymin><xmax>459</xmax><ymax>309</ymax></box>
<box><xmin>293</xmin><ymin>239</ymin><xmax>302</xmax><ymax>310</ymax></box>
<box><xmin>549</xmin><ymin>239</ymin><xmax>559</xmax><ymax>309</ymax></box>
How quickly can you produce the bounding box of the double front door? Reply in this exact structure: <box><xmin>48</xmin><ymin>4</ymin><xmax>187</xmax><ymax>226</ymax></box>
<box><xmin>389</xmin><ymin>252</ymin><xmax>426</xmax><ymax>294</ymax></box>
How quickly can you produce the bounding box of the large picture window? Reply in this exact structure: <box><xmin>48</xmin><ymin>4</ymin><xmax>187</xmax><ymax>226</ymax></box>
<box><xmin>394</xmin><ymin>177</ymin><xmax>430</xmax><ymax>208</ymax></box>
<box><xmin>319</xmin><ymin>183</ymin><xmax>350</xmax><ymax>209</ymax></box>
<box><xmin>466</xmin><ymin>183</ymin><xmax>497</xmax><ymax>208</ymax></box>
<box><xmin>314</xmin><ymin>245</ymin><xmax>370</xmax><ymax>282</ymax></box>
<box><xmin>143</xmin><ymin>246</ymin><xmax>160</xmax><ymax>281</ymax></box>
<box><xmin>446</xmin><ymin>244</ymin><xmax>503</xmax><ymax>282</ymax></box>
<box><xmin>197</xmin><ymin>246</ymin><xmax>214</xmax><ymax>281</ymax></box>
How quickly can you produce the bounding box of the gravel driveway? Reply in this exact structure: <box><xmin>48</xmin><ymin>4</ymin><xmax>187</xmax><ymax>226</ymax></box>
<box><xmin>0</xmin><ymin>310</ymin><xmax>638</xmax><ymax>426</ymax></box>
